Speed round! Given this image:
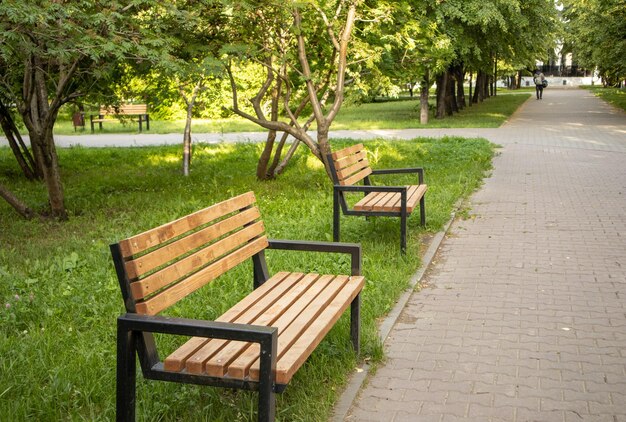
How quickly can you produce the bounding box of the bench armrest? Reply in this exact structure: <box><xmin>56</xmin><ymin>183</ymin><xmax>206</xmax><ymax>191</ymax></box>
<box><xmin>334</xmin><ymin>185</ymin><xmax>407</xmax><ymax>193</ymax></box>
<box><xmin>267</xmin><ymin>239</ymin><xmax>362</xmax><ymax>276</ymax></box>
<box><xmin>371</xmin><ymin>167</ymin><xmax>424</xmax><ymax>184</ymax></box>
<box><xmin>118</xmin><ymin>312</ymin><xmax>276</xmax><ymax>344</ymax></box>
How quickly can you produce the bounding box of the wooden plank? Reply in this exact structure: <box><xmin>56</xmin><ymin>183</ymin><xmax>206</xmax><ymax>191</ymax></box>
<box><xmin>331</xmin><ymin>143</ymin><xmax>364</xmax><ymax>160</ymax></box>
<box><xmin>335</xmin><ymin>159</ymin><xmax>370</xmax><ymax>182</ymax></box>
<box><xmin>354</xmin><ymin>191</ymin><xmax>395</xmax><ymax>211</ymax></box>
<box><xmin>227</xmin><ymin>275</ymin><xmax>341</xmax><ymax>379</ymax></box>
<box><xmin>386</xmin><ymin>185</ymin><xmax>427</xmax><ymax>212</ymax></box>
<box><xmin>130</xmin><ymin>221</ymin><xmax>265</xmax><ymax>300</ymax></box>
<box><xmin>249</xmin><ymin>276</ymin><xmax>365</xmax><ymax>383</ymax></box>
<box><xmin>333</xmin><ymin>150</ymin><xmax>367</xmax><ymax>171</ymax></box>
<box><xmin>163</xmin><ymin>272</ymin><xmax>291</xmax><ymax>372</ymax></box>
<box><xmin>204</xmin><ymin>273</ymin><xmax>321</xmax><ymax>377</ymax></box>
<box><xmin>185</xmin><ymin>272</ymin><xmax>305</xmax><ymax>374</ymax></box>
<box><xmin>340</xmin><ymin>167</ymin><xmax>372</xmax><ymax>187</ymax></box>
<box><xmin>232</xmin><ymin>275</ymin><xmax>348</xmax><ymax>379</ymax></box>
<box><xmin>134</xmin><ymin>237</ymin><xmax>268</xmax><ymax>315</ymax></box>
<box><xmin>377</xmin><ymin>186</ymin><xmax>412</xmax><ymax>212</ymax></box>
<box><xmin>118</xmin><ymin>192</ymin><xmax>256</xmax><ymax>257</ymax></box>
<box><xmin>125</xmin><ymin>207</ymin><xmax>261</xmax><ymax>280</ymax></box>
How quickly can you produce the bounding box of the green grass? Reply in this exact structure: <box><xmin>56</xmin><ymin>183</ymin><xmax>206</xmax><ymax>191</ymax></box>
<box><xmin>54</xmin><ymin>91</ymin><xmax>530</xmax><ymax>135</ymax></box>
<box><xmin>332</xmin><ymin>92</ymin><xmax>530</xmax><ymax>130</ymax></box>
<box><xmin>0</xmin><ymin>137</ymin><xmax>494</xmax><ymax>421</ymax></box>
<box><xmin>583</xmin><ymin>85</ymin><xmax>626</xmax><ymax>112</ymax></box>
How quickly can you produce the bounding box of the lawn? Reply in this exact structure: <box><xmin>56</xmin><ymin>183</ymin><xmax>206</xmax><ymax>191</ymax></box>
<box><xmin>583</xmin><ymin>85</ymin><xmax>626</xmax><ymax>112</ymax></box>
<box><xmin>54</xmin><ymin>91</ymin><xmax>531</xmax><ymax>135</ymax></box>
<box><xmin>0</xmin><ymin>137</ymin><xmax>494</xmax><ymax>421</ymax></box>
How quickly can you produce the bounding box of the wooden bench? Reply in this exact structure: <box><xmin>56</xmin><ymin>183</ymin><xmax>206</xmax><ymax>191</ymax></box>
<box><xmin>90</xmin><ymin>104</ymin><xmax>150</xmax><ymax>133</ymax></box>
<box><xmin>328</xmin><ymin>143</ymin><xmax>427</xmax><ymax>253</ymax></box>
<box><xmin>111</xmin><ymin>192</ymin><xmax>363</xmax><ymax>422</ymax></box>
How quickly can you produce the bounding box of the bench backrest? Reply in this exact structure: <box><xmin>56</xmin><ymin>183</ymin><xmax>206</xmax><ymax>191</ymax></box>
<box><xmin>329</xmin><ymin>143</ymin><xmax>372</xmax><ymax>186</ymax></box>
<box><xmin>99</xmin><ymin>104</ymin><xmax>148</xmax><ymax>115</ymax></box>
<box><xmin>111</xmin><ymin>192</ymin><xmax>268</xmax><ymax>315</ymax></box>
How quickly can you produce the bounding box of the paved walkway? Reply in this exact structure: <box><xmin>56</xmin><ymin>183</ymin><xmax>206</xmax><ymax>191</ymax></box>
<box><xmin>345</xmin><ymin>89</ymin><xmax>626</xmax><ymax>421</ymax></box>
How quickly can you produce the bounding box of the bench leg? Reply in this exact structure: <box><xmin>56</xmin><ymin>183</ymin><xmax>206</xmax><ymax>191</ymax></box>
<box><xmin>420</xmin><ymin>196</ymin><xmax>426</xmax><ymax>227</ymax></box>
<box><xmin>117</xmin><ymin>323</ymin><xmax>137</xmax><ymax>422</ymax></box>
<box><xmin>258</xmin><ymin>333</ymin><xmax>277</xmax><ymax>422</ymax></box>
<box><xmin>350</xmin><ymin>293</ymin><xmax>361</xmax><ymax>355</ymax></box>
<box><xmin>400</xmin><ymin>192</ymin><xmax>407</xmax><ymax>254</ymax></box>
<box><xmin>333</xmin><ymin>189</ymin><xmax>340</xmax><ymax>242</ymax></box>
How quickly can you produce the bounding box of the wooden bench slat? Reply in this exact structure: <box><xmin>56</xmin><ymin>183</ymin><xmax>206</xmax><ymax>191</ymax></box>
<box><xmin>119</xmin><ymin>192</ymin><xmax>256</xmax><ymax>257</ymax></box>
<box><xmin>340</xmin><ymin>167</ymin><xmax>372</xmax><ymax>186</ymax></box>
<box><xmin>130</xmin><ymin>221</ymin><xmax>265</xmax><ymax>300</ymax></box>
<box><xmin>100</xmin><ymin>105</ymin><xmax>148</xmax><ymax>115</ymax></box>
<box><xmin>333</xmin><ymin>150</ymin><xmax>367</xmax><ymax>171</ymax></box>
<box><xmin>336</xmin><ymin>158</ymin><xmax>370</xmax><ymax>182</ymax></box>
<box><xmin>225</xmin><ymin>274</ymin><xmax>337</xmax><ymax>379</ymax></box>
<box><xmin>380</xmin><ymin>186</ymin><xmax>415</xmax><ymax>211</ymax></box>
<box><xmin>331</xmin><ymin>143</ymin><xmax>364</xmax><ymax>160</ymax></box>
<box><xmin>204</xmin><ymin>273</ymin><xmax>322</xmax><ymax>377</ymax></box>
<box><xmin>126</xmin><ymin>207</ymin><xmax>261</xmax><ymax>280</ymax></box>
<box><xmin>353</xmin><ymin>185</ymin><xmax>427</xmax><ymax>213</ymax></box>
<box><xmin>163</xmin><ymin>271</ymin><xmax>291</xmax><ymax>372</ymax></box>
<box><xmin>232</xmin><ymin>275</ymin><xmax>346</xmax><ymax>381</ymax></box>
<box><xmin>249</xmin><ymin>275</ymin><xmax>365</xmax><ymax>384</ymax></box>
<box><xmin>354</xmin><ymin>191</ymin><xmax>392</xmax><ymax>211</ymax></box>
<box><xmin>387</xmin><ymin>184</ymin><xmax>427</xmax><ymax>212</ymax></box>
<box><xmin>135</xmin><ymin>236</ymin><xmax>268</xmax><ymax>315</ymax></box>
<box><xmin>184</xmin><ymin>272</ymin><xmax>305</xmax><ymax>374</ymax></box>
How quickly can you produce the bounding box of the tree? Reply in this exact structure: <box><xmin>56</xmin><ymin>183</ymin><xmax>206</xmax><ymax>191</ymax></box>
<box><xmin>224</xmin><ymin>0</ymin><xmax>360</xmax><ymax>179</ymax></box>
<box><xmin>563</xmin><ymin>0</ymin><xmax>626</xmax><ymax>86</ymax></box>
<box><xmin>147</xmin><ymin>1</ymin><xmax>227</xmax><ymax>176</ymax></box>
<box><xmin>0</xmin><ymin>0</ymin><xmax>162</xmax><ymax>219</ymax></box>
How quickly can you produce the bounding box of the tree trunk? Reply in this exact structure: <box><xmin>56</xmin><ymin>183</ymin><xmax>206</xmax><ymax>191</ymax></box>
<box><xmin>182</xmin><ymin>102</ymin><xmax>193</xmax><ymax>176</ymax></box>
<box><xmin>435</xmin><ymin>72</ymin><xmax>448</xmax><ymax>119</ymax></box>
<box><xmin>468</xmin><ymin>71</ymin><xmax>473</xmax><ymax>107</ymax></box>
<box><xmin>257</xmin><ymin>79</ymin><xmax>282</xmax><ymax>180</ymax></box>
<box><xmin>493</xmin><ymin>55</ymin><xmax>498</xmax><ymax>96</ymax></box>
<box><xmin>181</xmin><ymin>80</ymin><xmax>203</xmax><ymax>177</ymax></box>
<box><xmin>483</xmin><ymin>73</ymin><xmax>490</xmax><ymax>99</ymax></box>
<box><xmin>472</xmin><ymin>71</ymin><xmax>481</xmax><ymax>103</ymax></box>
<box><xmin>446</xmin><ymin>70</ymin><xmax>458</xmax><ymax>115</ymax></box>
<box><xmin>454</xmin><ymin>66</ymin><xmax>466</xmax><ymax>110</ymax></box>
<box><xmin>0</xmin><ymin>103</ymin><xmax>38</xmax><ymax>180</ymax></box>
<box><xmin>419</xmin><ymin>71</ymin><xmax>430</xmax><ymax>125</ymax></box>
<box><xmin>30</xmin><ymin>129</ymin><xmax>67</xmax><ymax>220</ymax></box>
<box><xmin>0</xmin><ymin>183</ymin><xmax>36</xmax><ymax>219</ymax></box>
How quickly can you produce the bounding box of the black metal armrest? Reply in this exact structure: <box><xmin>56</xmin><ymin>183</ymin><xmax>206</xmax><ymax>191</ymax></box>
<box><xmin>371</xmin><ymin>167</ymin><xmax>424</xmax><ymax>184</ymax></box>
<box><xmin>267</xmin><ymin>239</ymin><xmax>362</xmax><ymax>276</ymax></box>
<box><xmin>334</xmin><ymin>185</ymin><xmax>407</xmax><ymax>193</ymax></box>
<box><xmin>118</xmin><ymin>313</ymin><xmax>276</xmax><ymax>344</ymax></box>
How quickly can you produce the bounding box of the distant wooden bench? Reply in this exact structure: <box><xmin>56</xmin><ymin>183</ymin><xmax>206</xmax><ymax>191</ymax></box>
<box><xmin>111</xmin><ymin>192</ymin><xmax>363</xmax><ymax>422</ymax></box>
<box><xmin>328</xmin><ymin>143</ymin><xmax>427</xmax><ymax>253</ymax></box>
<box><xmin>90</xmin><ymin>104</ymin><xmax>150</xmax><ymax>133</ymax></box>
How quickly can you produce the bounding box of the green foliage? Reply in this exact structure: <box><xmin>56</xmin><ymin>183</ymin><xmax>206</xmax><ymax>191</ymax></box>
<box><xmin>0</xmin><ymin>137</ymin><xmax>494</xmax><ymax>421</ymax></box>
<box><xmin>562</xmin><ymin>0</ymin><xmax>626</xmax><ymax>86</ymax></box>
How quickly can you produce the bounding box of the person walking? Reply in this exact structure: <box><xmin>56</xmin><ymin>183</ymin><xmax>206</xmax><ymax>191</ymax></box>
<box><xmin>534</xmin><ymin>69</ymin><xmax>545</xmax><ymax>100</ymax></box>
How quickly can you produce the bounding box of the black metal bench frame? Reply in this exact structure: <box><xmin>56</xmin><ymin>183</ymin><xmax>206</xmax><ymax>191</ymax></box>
<box><xmin>328</xmin><ymin>155</ymin><xmax>426</xmax><ymax>253</ymax></box>
<box><xmin>112</xmin><ymin>239</ymin><xmax>361</xmax><ymax>422</ymax></box>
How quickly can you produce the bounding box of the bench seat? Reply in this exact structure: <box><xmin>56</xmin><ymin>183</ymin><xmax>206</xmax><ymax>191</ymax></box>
<box><xmin>353</xmin><ymin>184</ymin><xmax>427</xmax><ymax>213</ymax></box>
<box><xmin>165</xmin><ymin>271</ymin><xmax>364</xmax><ymax>385</ymax></box>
